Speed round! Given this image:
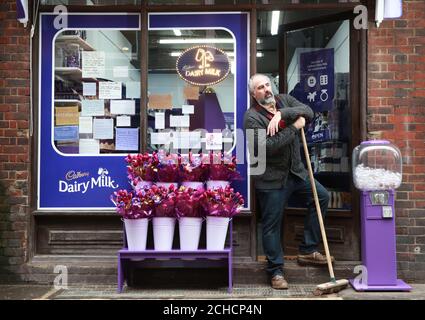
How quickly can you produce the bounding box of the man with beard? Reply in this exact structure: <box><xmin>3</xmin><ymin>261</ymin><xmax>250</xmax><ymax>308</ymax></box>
<box><xmin>243</xmin><ymin>74</ymin><xmax>333</xmax><ymax>290</ymax></box>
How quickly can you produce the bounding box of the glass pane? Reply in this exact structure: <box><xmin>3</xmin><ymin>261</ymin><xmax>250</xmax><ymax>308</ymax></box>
<box><xmin>286</xmin><ymin>20</ymin><xmax>352</xmax><ymax>210</ymax></box>
<box><xmin>148</xmin><ymin>28</ymin><xmax>235</xmax><ymax>154</ymax></box>
<box><xmin>53</xmin><ymin>29</ymin><xmax>141</xmax><ymax>155</ymax></box>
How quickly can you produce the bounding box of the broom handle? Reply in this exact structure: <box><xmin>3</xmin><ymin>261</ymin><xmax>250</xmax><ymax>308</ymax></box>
<box><xmin>300</xmin><ymin>127</ymin><xmax>335</xmax><ymax>281</ymax></box>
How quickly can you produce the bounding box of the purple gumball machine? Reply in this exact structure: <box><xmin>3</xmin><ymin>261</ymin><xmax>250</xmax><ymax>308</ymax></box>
<box><xmin>350</xmin><ymin>140</ymin><xmax>411</xmax><ymax>291</ymax></box>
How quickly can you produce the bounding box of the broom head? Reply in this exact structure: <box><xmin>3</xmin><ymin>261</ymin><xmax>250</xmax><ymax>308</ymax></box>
<box><xmin>313</xmin><ymin>279</ymin><xmax>349</xmax><ymax>296</ymax></box>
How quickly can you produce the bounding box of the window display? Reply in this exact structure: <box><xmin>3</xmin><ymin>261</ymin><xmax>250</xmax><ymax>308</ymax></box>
<box><xmin>147</xmin><ymin>29</ymin><xmax>235</xmax><ymax>155</ymax></box>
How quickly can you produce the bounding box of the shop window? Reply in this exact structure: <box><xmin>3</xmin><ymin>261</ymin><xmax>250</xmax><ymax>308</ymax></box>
<box><xmin>53</xmin><ymin>29</ymin><xmax>141</xmax><ymax>155</ymax></box>
<box><xmin>147</xmin><ymin>28</ymin><xmax>235</xmax><ymax>154</ymax></box>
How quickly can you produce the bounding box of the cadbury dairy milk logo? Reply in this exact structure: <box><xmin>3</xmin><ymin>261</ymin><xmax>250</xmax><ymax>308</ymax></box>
<box><xmin>176</xmin><ymin>45</ymin><xmax>230</xmax><ymax>86</ymax></box>
<box><xmin>59</xmin><ymin>168</ymin><xmax>119</xmax><ymax>193</ymax></box>
<box><xmin>65</xmin><ymin>170</ymin><xmax>89</xmax><ymax>181</ymax></box>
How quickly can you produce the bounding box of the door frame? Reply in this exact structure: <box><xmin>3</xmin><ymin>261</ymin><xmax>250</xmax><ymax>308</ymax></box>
<box><xmin>277</xmin><ymin>11</ymin><xmax>364</xmax><ymax>260</ymax></box>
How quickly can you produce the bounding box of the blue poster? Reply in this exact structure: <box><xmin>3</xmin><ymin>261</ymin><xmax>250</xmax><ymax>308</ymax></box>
<box><xmin>54</xmin><ymin>126</ymin><xmax>79</xmax><ymax>141</ymax></box>
<box><xmin>291</xmin><ymin>48</ymin><xmax>335</xmax><ymax>143</ymax></box>
<box><xmin>298</xmin><ymin>48</ymin><xmax>334</xmax><ymax>113</ymax></box>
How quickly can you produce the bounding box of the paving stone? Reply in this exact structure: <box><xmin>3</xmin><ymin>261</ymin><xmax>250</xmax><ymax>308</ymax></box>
<box><xmin>1</xmin><ymin>283</ymin><xmax>424</xmax><ymax>300</ymax></box>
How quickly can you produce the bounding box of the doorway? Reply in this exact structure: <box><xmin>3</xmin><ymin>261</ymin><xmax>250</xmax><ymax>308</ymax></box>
<box><xmin>256</xmin><ymin>10</ymin><xmax>361</xmax><ymax>261</ymax></box>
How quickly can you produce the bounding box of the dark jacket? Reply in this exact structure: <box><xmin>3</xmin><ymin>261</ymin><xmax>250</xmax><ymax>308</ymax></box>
<box><xmin>243</xmin><ymin>94</ymin><xmax>314</xmax><ymax>190</ymax></box>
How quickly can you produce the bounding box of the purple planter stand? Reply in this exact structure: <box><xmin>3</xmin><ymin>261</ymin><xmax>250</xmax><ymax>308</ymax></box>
<box><xmin>350</xmin><ymin>190</ymin><xmax>411</xmax><ymax>291</ymax></box>
<box><xmin>117</xmin><ymin>220</ymin><xmax>233</xmax><ymax>293</ymax></box>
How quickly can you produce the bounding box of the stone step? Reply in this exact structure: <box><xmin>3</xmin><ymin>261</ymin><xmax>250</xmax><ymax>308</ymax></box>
<box><xmin>24</xmin><ymin>255</ymin><xmax>359</xmax><ymax>287</ymax></box>
<box><xmin>234</xmin><ymin>258</ymin><xmax>359</xmax><ymax>285</ymax></box>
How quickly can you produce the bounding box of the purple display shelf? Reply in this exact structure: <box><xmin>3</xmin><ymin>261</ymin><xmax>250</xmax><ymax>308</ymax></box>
<box><xmin>117</xmin><ymin>220</ymin><xmax>233</xmax><ymax>294</ymax></box>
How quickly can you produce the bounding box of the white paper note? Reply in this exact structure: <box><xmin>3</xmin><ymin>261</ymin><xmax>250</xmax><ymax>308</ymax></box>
<box><xmin>79</xmin><ymin>139</ymin><xmax>100</xmax><ymax>154</ymax></box>
<box><xmin>110</xmin><ymin>100</ymin><xmax>135</xmax><ymax>115</ymax></box>
<box><xmin>170</xmin><ymin>115</ymin><xmax>190</xmax><ymax>127</ymax></box>
<box><xmin>126</xmin><ymin>82</ymin><xmax>140</xmax><ymax>99</ymax></box>
<box><xmin>113</xmin><ymin>66</ymin><xmax>128</xmax><ymax>78</ymax></box>
<box><xmin>81</xmin><ymin>100</ymin><xmax>104</xmax><ymax>117</ymax></box>
<box><xmin>83</xmin><ymin>82</ymin><xmax>97</xmax><ymax>96</ymax></box>
<box><xmin>82</xmin><ymin>51</ymin><xmax>105</xmax><ymax>78</ymax></box>
<box><xmin>93</xmin><ymin>118</ymin><xmax>114</xmax><ymax>139</ymax></box>
<box><xmin>155</xmin><ymin>112</ymin><xmax>165</xmax><ymax>129</ymax></box>
<box><xmin>172</xmin><ymin>131</ymin><xmax>201</xmax><ymax>149</ymax></box>
<box><xmin>190</xmin><ymin>131</ymin><xmax>202</xmax><ymax>149</ymax></box>
<box><xmin>205</xmin><ymin>132</ymin><xmax>223</xmax><ymax>150</ymax></box>
<box><xmin>115</xmin><ymin>128</ymin><xmax>139</xmax><ymax>151</ymax></box>
<box><xmin>98</xmin><ymin>82</ymin><xmax>122</xmax><ymax>99</ymax></box>
<box><xmin>116</xmin><ymin>116</ymin><xmax>131</xmax><ymax>127</ymax></box>
<box><xmin>182</xmin><ymin>104</ymin><xmax>194</xmax><ymax>114</ymax></box>
<box><xmin>79</xmin><ymin>116</ymin><xmax>93</xmax><ymax>134</ymax></box>
<box><xmin>151</xmin><ymin>132</ymin><xmax>171</xmax><ymax>145</ymax></box>
<box><xmin>173</xmin><ymin>132</ymin><xmax>191</xmax><ymax>149</ymax></box>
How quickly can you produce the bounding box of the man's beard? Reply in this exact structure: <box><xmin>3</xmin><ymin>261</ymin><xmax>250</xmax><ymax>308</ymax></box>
<box><xmin>258</xmin><ymin>94</ymin><xmax>275</xmax><ymax>106</ymax></box>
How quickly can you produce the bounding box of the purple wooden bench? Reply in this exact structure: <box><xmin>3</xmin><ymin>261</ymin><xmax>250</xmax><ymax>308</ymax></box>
<box><xmin>117</xmin><ymin>221</ymin><xmax>233</xmax><ymax>293</ymax></box>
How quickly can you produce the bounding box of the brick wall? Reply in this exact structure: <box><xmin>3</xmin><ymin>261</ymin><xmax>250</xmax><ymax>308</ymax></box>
<box><xmin>0</xmin><ymin>0</ymin><xmax>31</xmax><ymax>282</ymax></box>
<box><xmin>368</xmin><ymin>0</ymin><xmax>425</xmax><ymax>281</ymax></box>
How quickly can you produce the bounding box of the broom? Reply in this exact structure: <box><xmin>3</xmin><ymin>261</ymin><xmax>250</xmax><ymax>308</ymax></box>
<box><xmin>300</xmin><ymin>127</ymin><xmax>349</xmax><ymax>296</ymax></box>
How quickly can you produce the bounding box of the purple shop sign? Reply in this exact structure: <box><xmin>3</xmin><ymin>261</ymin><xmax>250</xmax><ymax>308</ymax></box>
<box><xmin>299</xmin><ymin>48</ymin><xmax>334</xmax><ymax>113</ymax></box>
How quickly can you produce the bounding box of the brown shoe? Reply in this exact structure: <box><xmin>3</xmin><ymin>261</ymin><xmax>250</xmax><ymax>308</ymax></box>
<box><xmin>271</xmin><ymin>274</ymin><xmax>288</xmax><ymax>290</ymax></box>
<box><xmin>297</xmin><ymin>251</ymin><xmax>335</xmax><ymax>266</ymax></box>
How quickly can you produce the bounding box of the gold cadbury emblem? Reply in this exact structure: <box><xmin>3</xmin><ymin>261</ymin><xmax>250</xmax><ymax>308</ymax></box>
<box><xmin>195</xmin><ymin>48</ymin><xmax>214</xmax><ymax>69</ymax></box>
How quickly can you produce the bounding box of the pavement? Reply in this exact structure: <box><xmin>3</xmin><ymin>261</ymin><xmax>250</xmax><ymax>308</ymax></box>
<box><xmin>1</xmin><ymin>283</ymin><xmax>424</xmax><ymax>300</ymax></box>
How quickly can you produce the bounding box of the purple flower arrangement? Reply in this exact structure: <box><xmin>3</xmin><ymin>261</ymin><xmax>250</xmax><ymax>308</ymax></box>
<box><xmin>174</xmin><ymin>186</ymin><xmax>204</xmax><ymax>218</ymax></box>
<box><xmin>111</xmin><ymin>189</ymin><xmax>154</xmax><ymax>220</ymax></box>
<box><xmin>126</xmin><ymin>152</ymin><xmax>158</xmax><ymax>186</ymax></box>
<box><xmin>180</xmin><ymin>152</ymin><xmax>208</xmax><ymax>182</ymax></box>
<box><xmin>199</xmin><ymin>185</ymin><xmax>244</xmax><ymax>218</ymax></box>
<box><xmin>151</xmin><ymin>184</ymin><xmax>177</xmax><ymax>218</ymax></box>
<box><xmin>156</xmin><ymin>150</ymin><xmax>180</xmax><ymax>183</ymax></box>
<box><xmin>206</xmin><ymin>151</ymin><xmax>241</xmax><ymax>181</ymax></box>
<box><xmin>112</xmin><ymin>152</ymin><xmax>244</xmax><ymax>218</ymax></box>
<box><xmin>125</xmin><ymin>151</ymin><xmax>241</xmax><ymax>184</ymax></box>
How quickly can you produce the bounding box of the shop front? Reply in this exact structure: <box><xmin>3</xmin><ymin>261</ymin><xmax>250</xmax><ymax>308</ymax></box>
<box><xmin>4</xmin><ymin>0</ymin><xmax>380</xmax><ymax>285</ymax></box>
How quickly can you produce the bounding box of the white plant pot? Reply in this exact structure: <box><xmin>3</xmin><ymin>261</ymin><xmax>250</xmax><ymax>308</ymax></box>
<box><xmin>155</xmin><ymin>182</ymin><xmax>179</xmax><ymax>190</ymax></box>
<box><xmin>133</xmin><ymin>180</ymin><xmax>152</xmax><ymax>192</ymax></box>
<box><xmin>206</xmin><ymin>216</ymin><xmax>230</xmax><ymax>250</ymax></box>
<box><xmin>179</xmin><ymin>217</ymin><xmax>203</xmax><ymax>251</ymax></box>
<box><xmin>206</xmin><ymin>180</ymin><xmax>229</xmax><ymax>190</ymax></box>
<box><xmin>124</xmin><ymin>218</ymin><xmax>149</xmax><ymax>251</ymax></box>
<box><xmin>181</xmin><ymin>181</ymin><xmax>205</xmax><ymax>190</ymax></box>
